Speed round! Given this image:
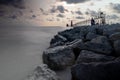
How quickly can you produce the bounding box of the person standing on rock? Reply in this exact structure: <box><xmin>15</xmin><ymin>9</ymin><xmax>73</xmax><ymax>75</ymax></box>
<box><xmin>71</xmin><ymin>20</ymin><xmax>73</xmax><ymax>27</ymax></box>
<box><xmin>91</xmin><ymin>18</ymin><xmax>95</xmax><ymax>26</ymax></box>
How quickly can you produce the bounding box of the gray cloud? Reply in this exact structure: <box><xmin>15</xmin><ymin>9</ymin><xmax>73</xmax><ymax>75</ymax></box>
<box><xmin>8</xmin><ymin>15</ymin><xmax>17</xmax><ymax>19</ymax></box>
<box><xmin>76</xmin><ymin>16</ymin><xmax>84</xmax><ymax>19</ymax></box>
<box><xmin>47</xmin><ymin>17</ymin><xmax>54</xmax><ymax>21</ymax></box>
<box><xmin>71</xmin><ymin>11</ymin><xmax>74</xmax><ymax>14</ymax></box>
<box><xmin>0</xmin><ymin>0</ymin><xmax>25</xmax><ymax>9</ymax></box>
<box><xmin>89</xmin><ymin>2</ymin><xmax>94</xmax><ymax>6</ymax></box>
<box><xmin>57</xmin><ymin>18</ymin><xmax>60</xmax><ymax>21</ymax></box>
<box><xmin>60</xmin><ymin>0</ymin><xmax>90</xmax><ymax>4</ymax></box>
<box><xmin>32</xmin><ymin>15</ymin><xmax>36</xmax><ymax>18</ymax></box>
<box><xmin>57</xmin><ymin>14</ymin><xmax>65</xmax><ymax>18</ymax></box>
<box><xmin>75</xmin><ymin>10</ymin><xmax>82</xmax><ymax>15</ymax></box>
<box><xmin>40</xmin><ymin>8</ymin><xmax>44</xmax><ymax>12</ymax></box>
<box><xmin>107</xmin><ymin>14</ymin><xmax>119</xmax><ymax>19</ymax></box>
<box><xmin>57</xmin><ymin>5</ymin><xmax>68</xmax><ymax>13</ymax></box>
<box><xmin>47</xmin><ymin>19</ymin><xmax>53</xmax><ymax>21</ymax></box>
<box><xmin>50</xmin><ymin>6</ymin><xmax>56</xmax><ymax>13</ymax></box>
<box><xmin>50</xmin><ymin>5</ymin><xmax>68</xmax><ymax>13</ymax></box>
<box><xmin>109</xmin><ymin>3</ymin><xmax>120</xmax><ymax>13</ymax></box>
<box><xmin>85</xmin><ymin>9</ymin><xmax>98</xmax><ymax>17</ymax></box>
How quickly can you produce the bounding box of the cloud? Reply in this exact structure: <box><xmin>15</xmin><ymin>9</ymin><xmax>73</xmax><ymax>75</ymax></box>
<box><xmin>47</xmin><ymin>17</ymin><xmax>55</xmax><ymax>21</ymax></box>
<box><xmin>57</xmin><ymin>14</ymin><xmax>65</xmax><ymax>18</ymax></box>
<box><xmin>40</xmin><ymin>8</ymin><xmax>44</xmax><ymax>12</ymax></box>
<box><xmin>85</xmin><ymin>9</ymin><xmax>98</xmax><ymax>17</ymax></box>
<box><xmin>50</xmin><ymin>6</ymin><xmax>56</xmax><ymax>13</ymax></box>
<box><xmin>32</xmin><ymin>15</ymin><xmax>36</xmax><ymax>18</ymax></box>
<box><xmin>47</xmin><ymin>19</ymin><xmax>54</xmax><ymax>21</ymax></box>
<box><xmin>71</xmin><ymin>11</ymin><xmax>74</xmax><ymax>14</ymax></box>
<box><xmin>89</xmin><ymin>2</ymin><xmax>94</xmax><ymax>6</ymax></box>
<box><xmin>0</xmin><ymin>0</ymin><xmax>25</xmax><ymax>9</ymax></box>
<box><xmin>76</xmin><ymin>16</ymin><xmax>84</xmax><ymax>19</ymax></box>
<box><xmin>57</xmin><ymin>18</ymin><xmax>60</xmax><ymax>21</ymax></box>
<box><xmin>75</xmin><ymin>10</ymin><xmax>82</xmax><ymax>15</ymax></box>
<box><xmin>57</xmin><ymin>5</ymin><xmax>68</xmax><ymax>13</ymax></box>
<box><xmin>50</xmin><ymin>5</ymin><xmax>68</xmax><ymax>13</ymax></box>
<box><xmin>8</xmin><ymin>15</ymin><xmax>17</xmax><ymax>19</ymax></box>
<box><xmin>108</xmin><ymin>3</ymin><xmax>120</xmax><ymax>13</ymax></box>
<box><xmin>39</xmin><ymin>8</ymin><xmax>48</xmax><ymax>15</ymax></box>
<box><xmin>107</xmin><ymin>14</ymin><xmax>119</xmax><ymax>19</ymax></box>
<box><xmin>59</xmin><ymin>0</ymin><xmax>90</xmax><ymax>4</ymax></box>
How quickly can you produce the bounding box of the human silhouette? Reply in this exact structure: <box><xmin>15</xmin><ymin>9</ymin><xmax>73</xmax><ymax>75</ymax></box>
<box><xmin>66</xmin><ymin>24</ymin><xmax>69</xmax><ymax>27</ymax></box>
<box><xmin>91</xmin><ymin>18</ymin><xmax>95</xmax><ymax>25</ymax></box>
<box><xmin>71</xmin><ymin>20</ymin><xmax>73</xmax><ymax>27</ymax></box>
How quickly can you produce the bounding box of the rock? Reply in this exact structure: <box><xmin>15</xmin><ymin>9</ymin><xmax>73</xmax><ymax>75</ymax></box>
<box><xmin>91</xmin><ymin>36</ymin><xmax>111</xmax><ymax>45</ymax></box>
<box><xmin>83</xmin><ymin>42</ymin><xmax>112</xmax><ymax>55</ymax></box>
<box><xmin>50</xmin><ymin>34</ymin><xmax>67</xmax><ymax>47</ymax></box>
<box><xmin>109</xmin><ymin>32</ymin><xmax>120</xmax><ymax>41</ymax></box>
<box><xmin>68</xmin><ymin>39</ymin><xmax>84</xmax><ymax>48</ymax></box>
<box><xmin>71</xmin><ymin>41</ymin><xmax>112</xmax><ymax>55</ymax></box>
<box><xmin>76</xmin><ymin>50</ymin><xmax>115</xmax><ymax>63</ymax></box>
<box><xmin>68</xmin><ymin>36</ymin><xmax>112</xmax><ymax>55</ymax></box>
<box><xmin>68</xmin><ymin>39</ymin><xmax>84</xmax><ymax>59</ymax></box>
<box><xmin>25</xmin><ymin>64</ymin><xmax>59</xmax><ymax>80</ymax></box>
<box><xmin>103</xmin><ymin>24</ymin><xmax>120</xmax><ymax>37</ymax></box>
<box><xmin>86</xmin><ymin>32</ymin><xmax>100</xmax><ymax>40</ymax></box>
<box><xmin>57</xmin><ymin>26</ymin><xmax>96</xmax><ymax>42</ymax></box>
<box><xmin>58</xmin><ymin>27</ymin><xmax>84</xmax><ymax>42</ymax></box>
<box><xmin>43</xmin><ymin>46</ymin><xmax>75</xmax><ymax>70</ymax></box>
<box><xmin>71</xmin><ymin>58</ymin><xmax>120</xmax><ymax>80</ymax></box>
<box><xmin>114</xmin><ymin>40</ymin><xmax>120</xmax><ymax>56</ymax></box>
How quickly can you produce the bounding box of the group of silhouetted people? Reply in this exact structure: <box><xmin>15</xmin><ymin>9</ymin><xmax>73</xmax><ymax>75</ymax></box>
<box><xmin>66</xmin><ymin>20</ymin><xmax>73</xmax><ymax>27</ymax></box>
<box><xmin>66</xmin><ymin>17</ymin><xmax>105</xmax><ymax>27</ymax></box>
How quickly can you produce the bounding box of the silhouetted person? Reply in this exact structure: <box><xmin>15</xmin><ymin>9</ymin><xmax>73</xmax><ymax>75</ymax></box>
<box><xmin>71</xmin><ymin>20</ymin><xmax>73</xmax><ymax>27</ymax></box>
<box><xmin>91</xmin><ymin>18</ymin><xmax>95</xmax><ymax>26</ymax></box>
<box><xmin>66</xmin><ymin>24</ymin><xmax>69</xmax><ymax>27</ymax></box>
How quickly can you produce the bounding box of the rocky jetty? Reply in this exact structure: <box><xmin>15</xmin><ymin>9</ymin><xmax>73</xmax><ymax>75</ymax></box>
<box><xmin>43</xmin><ymin>24</ymin><xmax>120</xmax><ymax>80</ymax></box>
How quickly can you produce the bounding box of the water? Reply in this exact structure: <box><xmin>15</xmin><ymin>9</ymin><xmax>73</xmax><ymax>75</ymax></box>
<box><xmin>0</xmin><ymin>25</ymin><xmax>67</xmax><ymax>80</ymax></box>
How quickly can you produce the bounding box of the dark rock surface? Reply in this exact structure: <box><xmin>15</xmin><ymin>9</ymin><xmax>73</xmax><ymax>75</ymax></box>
<box><xmin>109</xmin><ymin>32</ymin><xmax>120</xmax><ymax>41</ymax></box>
<box><xmin>50</xmin><ymin>34</ymin><xmax>67</xmax><ymax>48</ymax></box>
<box><xmin>43</xmin><ymin>24</ymin><xmax>120</xmax><ymax>80</ymax></box>
<box><xmin>86</xmin><ymin>32</ymin><xmax>99</xmax><ymax>41</ymax></box>
<box><xmin>76</xmin><ymin>50</ymin><xmax>115</xmax><ymax>63</ymax></box>
<box><xmin>114</xmin><ymin>40</ymin><xmax>120</xmax><ymax>56</ymax></box>
<box><xmin>71</xmin><ymin>58</ymin><xmax>120</xmax><ymax>80</ymax></box>
<box><xmin>43</xmin><ymin>46</ymin><xmax>75</xmax><ymax>70</ymax></box>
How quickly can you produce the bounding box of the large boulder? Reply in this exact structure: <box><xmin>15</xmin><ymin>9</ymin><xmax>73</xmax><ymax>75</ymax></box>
<box><xmin>114</xmin><ymin>40</ymin><xmax>120</xmax><ymax>56</ymax></box>
<box><xmin>85</xmin><ymin>32</ymin><xmax>99</xmax><ymax>41</ymax></box>
<box><xmin>67</xmin><ymin>37</ymin><xmax>112</xmax><ymax>59</ymax></box>
<box><xmin>76</xmin><ymin>50</ymin><xmax>115</xmax><ymax>63</ymax></box>
<box><xmin>68</xmin><ymin>39</ymin><xmax>84</xmax><ymax>59</ymax></box>
<box><xmin>71</xmin><ymin>58</ymin><xmax>120</xmax><ymax>80</ymax></box>
<box><xmin>43</xmin><ymin>46</ymin><xmax>75</xmax><ymax>70</ymax></box>
<box><xmin>71</xmin><ymin>41</ymin><xmax>112</xmax><ymax>55</ymax></box>
<box><xmin>83</xmin><ymin>42</ymin><xmax>112</xmax><ymax>55</ymax></box>
<box><xmin>103</xmin><ymin>24</ymin><xmax>120</xmax><ymax>37</ymax></box>
<box><xmin>25</xmin><ymin>64</ymin><xmax>59</xmax><ymax>80</ymax></box>
<box><xmin>109</xmin><ymin>32</ymin><xmax>120</xmax><ymax>41</ymax></box>
<box><xmin>50</xmin><ymin>34</ymin><xmax>67</xmax><ymax>47</ymax></box>
<box><xmin>68</xmin><ymin>36</ymin><xmax>112</xmax><ymax>55</ymax></box>
<box><xmin>58</xmin><ymin>27</ymin><xmax>84</xmax><ymax>42</ymax></box>
<box><xmin>91</xmin><ymin>36</ymin><xmax>111</xmax><ymax>45</ymax></box>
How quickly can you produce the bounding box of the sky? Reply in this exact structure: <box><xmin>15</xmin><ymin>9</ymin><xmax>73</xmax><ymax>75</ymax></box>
<box><xmin>0</xmin><ymin>0</ymin><xmax>120</xmax><ymax>26</ymax></box>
